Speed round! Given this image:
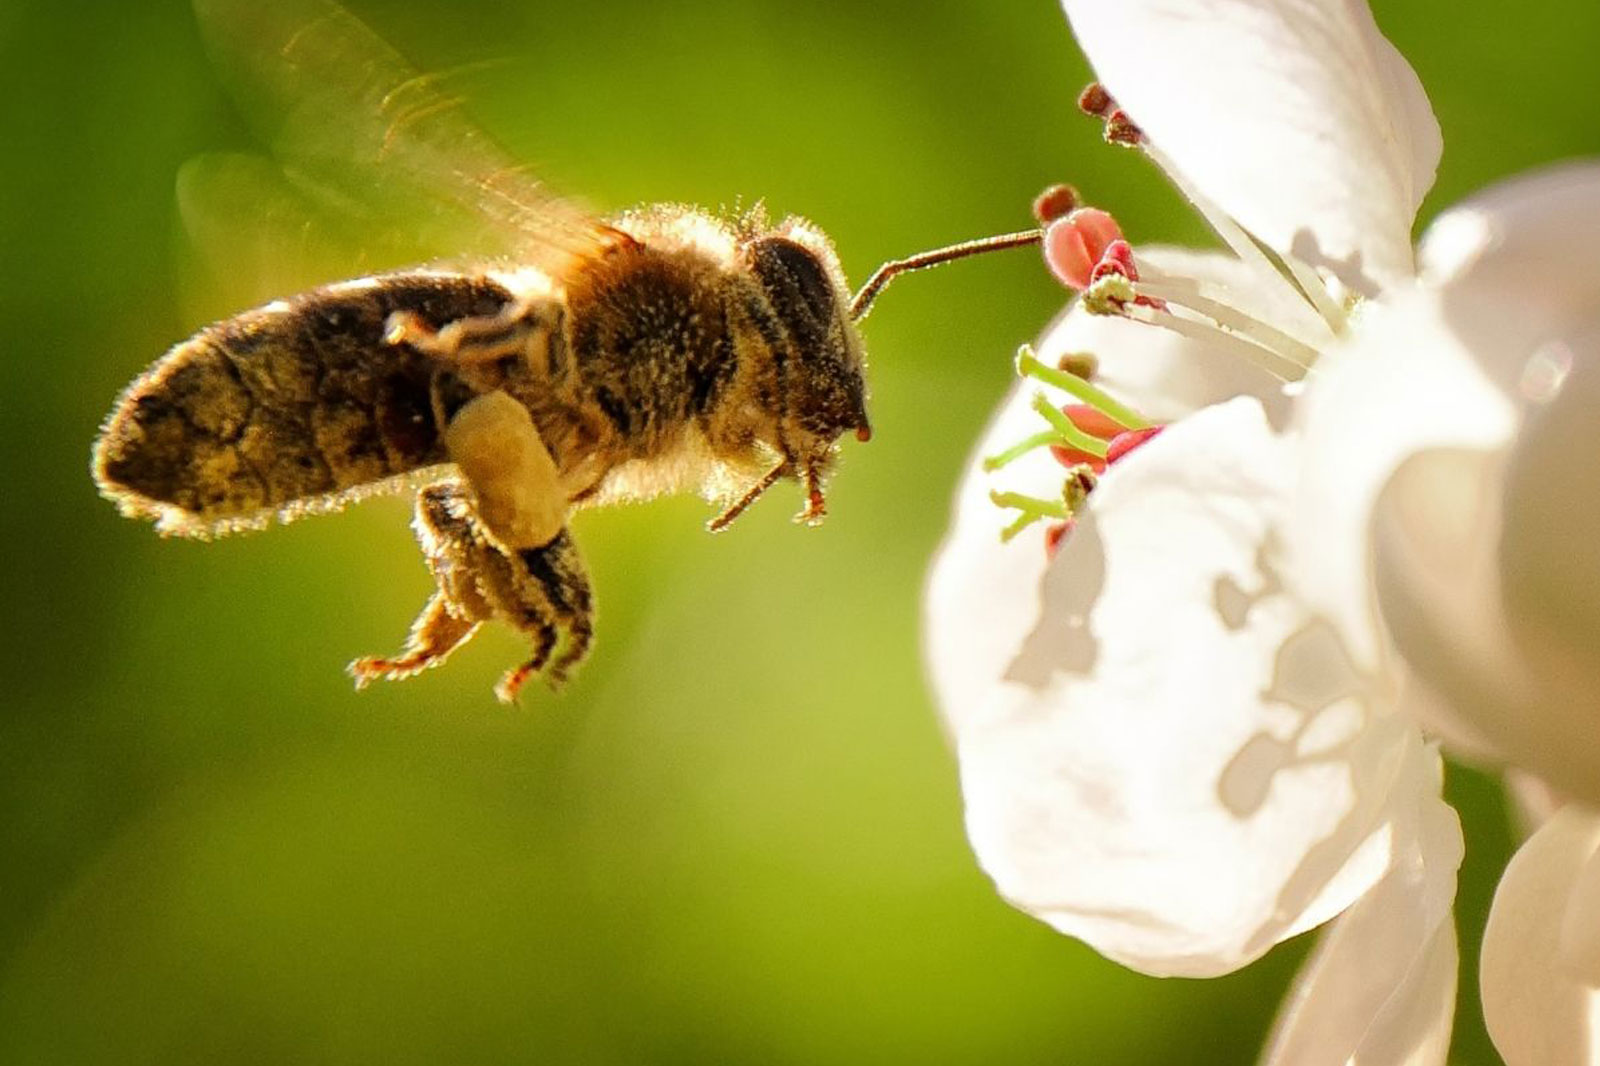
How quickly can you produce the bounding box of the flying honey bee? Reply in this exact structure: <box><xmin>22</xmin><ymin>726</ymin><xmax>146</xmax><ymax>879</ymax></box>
<box><xmin>93</xmin><ymin>0</ymin><xmax>1040</xmax><ymax>702</ymax></box>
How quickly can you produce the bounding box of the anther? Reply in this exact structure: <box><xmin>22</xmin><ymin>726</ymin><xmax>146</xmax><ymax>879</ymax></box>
<box><xmin>1105</xmin><ymin>425</ymin><xmax>1163</xmax><ymax>464</ymax></box>
<box><xmin>1044</xmin><ymin>208</ymin><xmax>1126</xmax><ymax>291</ymax></box>
<box><xmin>1089</xmin><ymin>239</ymin><xmax>1140</xmax><ymax>284</ymax></box>
<box><xmin>1044</xmin><ymin>520</ymin><xmax>1074</xmax><ymax>558</ymax></box>
<box><xmin>1082</xmin><ymin>272</ymin><xmax>1139</xmax><ymax>315</ymax></box>
<box><xmin>1032</xmin><ymin>183</ymin><xmax>1081</xmax><ymax>226</ymax></box>
<box><xmin>1057</xmin><ymin>351</ymin><xmax>1098</xmax><ymax>379</ymax></box>
<box><xmin>1077</xmin><ymin>82</ymin><xmax>1114</xmax><ymax>118</ymax></box>
<box><xmin>1104</xmin><ymin>110</ymin><xmax>1145</xmax><ymax>147</ymax></box>
<box><xmin>1060</xmin><ymin>403</ymin><xmax>1124</xmax><ymax>440</ymax></box>
<box><xmin>1048</xmin><ymin>404</ymin><xmax>1127</xmax><ymax>472</ymax></box>
<box><xmin>1062</xmin><ymin>466</ymin><xmax>1097</xmax><ymax>509</ymax></box>
<box><xmin>1076</xmin><ymin>83</ymin><xmax>1144</xmax><ymax>146</ymax></box>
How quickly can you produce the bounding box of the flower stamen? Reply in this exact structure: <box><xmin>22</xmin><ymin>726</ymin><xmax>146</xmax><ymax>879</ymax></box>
<box><xmin>983</xmin><ymin>429</ymin><xmax>1061</xmax><ymax>472</ymax></box>
<box><xmin>1044</xmin><ymin>208</ymin><xmax>1129</xmax><ymax>291</ymax></box>
<box><xmin>1014</xmin><ymin>348</ymin><xmax>1151</xmax><ymax>429</ymax></box>
<box><xmin>1134</xmin><ymin>269</ymin><xmax>1322</xmax><ymax>369</ymax></box>
<box><xmin>1276</xmin><ymin>251</ymin><xmax>1350</xmax><ymax>335</ymax></box>
<box><xmin>1122</xmin><ymin>301</ymin><xmax>1308</xmax><ymax>381</ymax></box>
<box><xmin>1077</xmin><ymin>82</ymin><xmax>1144</xmax><ymax>146</ymax></box>
<box><xmin>986</xmin><ymin>349</ymin><xmax>1165</xmax><ymax>552</ymax></box>
<box><xmin>1136</xmin><ymin>140</ymin><xmax>1331</xmax><ymax>329</ymax></box>
<box><xmin>1031</xmin><ymin>393</ymin><xmax>1112</xmax><ymax>460</ymax></box>
<box><xmin>1032</xmin><ymin>183</ymin><xmax>1082</xmax><ymax>225</ymax></box>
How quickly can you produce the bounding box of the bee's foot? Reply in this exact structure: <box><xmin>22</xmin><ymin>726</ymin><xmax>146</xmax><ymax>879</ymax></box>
<box><xmin>348</xmin><ymin>653</ymin><xmax>425</xmax><ymax>688</ymax></box>
<box><xmin>795</xmin><ymin>469</ymin><xmax>827</xmax><ymax>526</ymax></box>
<box><xmin>372</xmin><ymin>482</ymin><xmax>594</xmax><ymax>703</ymax></box>
<box><xmin>493</xmin><ymin>662</ymin><xmax>536</xmax><ymax>704</ymax></box>
<box><xmin>348</xmin><ymin>589</ymin><xmax>478</xmax><ymax>694</ymax></box>
<box><xmin>794</xmin><ymin>501</ymin><xmax>827</xmax><ymax>526</ymax></box>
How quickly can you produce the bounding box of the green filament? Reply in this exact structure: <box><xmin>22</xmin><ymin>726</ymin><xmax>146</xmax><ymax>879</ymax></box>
<box><xmin>1015</xmin><ymin>347</ymin><xmax>1153</xmax><ymax>430</ymax></box>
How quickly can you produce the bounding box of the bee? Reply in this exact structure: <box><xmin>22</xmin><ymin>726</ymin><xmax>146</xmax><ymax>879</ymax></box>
<box><xmin>92</xmin><ymin>0</ymin><xmax>1040</xmax><ymax>702</ymax></box>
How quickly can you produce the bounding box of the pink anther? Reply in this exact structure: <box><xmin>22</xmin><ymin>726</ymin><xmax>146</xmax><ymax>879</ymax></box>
<box><xmin>1049</xmin><ymin>407</ymin><xmax>1166</xmax><ymax>473</ymax></box>
<box><xmin>1088</xmin><ymin>238</ymin><xmax>1140</xmax><ymax>284</ymax></box>
<box><xmin>1043</xmin><ymin>208</ymin><xmax>1126</xmax><ymax>291</ymax></box>
<box><xmin>1083</xmin><ymin>239</ymin><xmax>1168</xmax><ymax>311</ymax></box>
<box><xmin>1105</xmin><ymin>425</ymin><xmax>1164</xmax><ymax>463</ymax></box>
<box><xmin>1044</xmin><ymin>519</ymin><xmax>1075</xmax><ymax>558</ymax></box>
<box><xmin>1049</xmin><ymin>403</ymin><xmax>1124</xmax><ymax>472</ymax></box>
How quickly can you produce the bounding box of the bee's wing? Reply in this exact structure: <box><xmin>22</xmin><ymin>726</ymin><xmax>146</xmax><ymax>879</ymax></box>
<box><xmin>189</xmin><ymin>0</ymin><xmax>613</xmax><ymax>279</ymax></box>
<box><xmin>177</xmin><ymin>152</ymin><xmax>383</xmax><ymax>313</ymax></box>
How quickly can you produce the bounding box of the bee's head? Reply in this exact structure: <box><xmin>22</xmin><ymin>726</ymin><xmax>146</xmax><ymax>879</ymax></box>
<box><xmin>742</xmin><ymin>218</ymin><xmax>872</xmax><ymax>481</ymax></box>
<box><xmin>712</xmin><ymin>210</ymin><xmax>1040</xmax><ymax>533</ymax></box>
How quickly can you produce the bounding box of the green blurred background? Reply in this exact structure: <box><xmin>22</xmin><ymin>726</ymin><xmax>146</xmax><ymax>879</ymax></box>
<box><xmin>2</xmin><ymin>1</ymin><xmax>1596</xmax><ymax>1062</ymax></box>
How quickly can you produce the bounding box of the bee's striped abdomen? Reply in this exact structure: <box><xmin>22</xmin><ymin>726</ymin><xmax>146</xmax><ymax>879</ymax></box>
<box><xmin>93</xmin><ymin>272</ymin><xmax>515</xmax><ymax>536</ymax></box>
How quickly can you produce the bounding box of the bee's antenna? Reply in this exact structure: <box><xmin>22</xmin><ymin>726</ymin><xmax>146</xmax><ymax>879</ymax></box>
<box><xmin>849</xmin><ymin>228</ymin><xmax>1043</xmax><ymax>322</ymax></box>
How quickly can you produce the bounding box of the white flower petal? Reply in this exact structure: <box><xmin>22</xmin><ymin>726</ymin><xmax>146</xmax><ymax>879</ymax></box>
<box><xmin>925</xmin><ymin>383</ymin><xmax>1063</xmax><ymax>721</ymax></box>
<box><xmin>1289</xmin><ymin>288</ymin><xmax>1517</xmax><ymax>671</ymax></box>
<box><xmin>1481</xmin><ymin>807</ymin><xmax>1600</xmax><ymax>1066</ymax></box>
<box><xmin>927</xmin><ymin>397</ymin><xmax>1431</xmax><ymax>975</ymax></box>
<box><xmin>1263</xmin><ymin>736</ymin><xmax>1461</xmax><ymax>1066</ymax></box>
<box><xmin>1504</xmin><ymin>771</ymin><xmax>1566</xmax><ymax>841</ymax></box>
<box><xmin>1061</xmin><ymin>0</ymin><xmax>1439</xmax><ymax>292</ymax></box>
<box><xmin>1564</xmin><ymin>835</ymin><xmax>1600</xmax><ymax>985</ymax></box>
<box><xmin>1272</xmin><ymin>911</ymin><xmax>1455</xmax><ymax>1066</ymax></box>
<box><xmin>1499</xmin><ymin>319</ymin><xmax>1600</xmax><ymax>665</ymax></box>
<box><xmin>1420</xmin><ymin>162</ymin><xmax>1600</xmax><ymax>393</ymax></box>
<box><xmin>1036</xmin><ymin>247</ymin><xmax>1314</xmax><ymax>421</ymax></box>
<box><xmin>1294</xmin><ymin>164</ymin><xmax>1600</xmax><ymax>793</ymax></box>
<box><xmin>1372</xmin><ymin>443</ymin><xmax>1600</xmax><ymax>808</ymax></box>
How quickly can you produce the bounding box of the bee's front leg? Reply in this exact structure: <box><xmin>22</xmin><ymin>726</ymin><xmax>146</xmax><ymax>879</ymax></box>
<box><xmin>349</xmin><ymin>481</ymin><xmax>594</xmax><ymax>702</ymax></box>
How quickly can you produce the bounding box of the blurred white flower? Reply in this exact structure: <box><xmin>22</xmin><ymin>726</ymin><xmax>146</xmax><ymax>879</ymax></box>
<box><xmin>1299</xmin><ymin>161</ymin><xmax>1600</xmax><ymax>1066</ymax></box>
<box><xmin>924</xmin><ymin>0</ymin><xmax>1600</xmax><ymax>1062</ymax></box>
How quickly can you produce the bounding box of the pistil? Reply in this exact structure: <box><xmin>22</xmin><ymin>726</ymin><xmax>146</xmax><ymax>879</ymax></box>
<box><xmin>1014</xmin><ymin>349</ymin><xmax>1151</xmax><ymax>430</ymax></box>
<box><xmin>985</xmin><ymin>349</ymin><xmax>1164</xmax><ymax>547</ymax></box>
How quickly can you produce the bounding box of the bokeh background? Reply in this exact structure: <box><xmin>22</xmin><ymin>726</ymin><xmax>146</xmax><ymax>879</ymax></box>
<box><xmin>3</xmin><ymin>0</ymin><xmax>1597</xmax><ymax>1062</ymax></box>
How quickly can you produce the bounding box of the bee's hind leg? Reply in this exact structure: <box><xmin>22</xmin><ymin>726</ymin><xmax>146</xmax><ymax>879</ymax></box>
<box><xmin>349</xmin><ymin>479</ymin><xmax>594</xmax><ymax>703</ymax></box>
<box><xmin>495</xmin><ymin>530</ymin><xmax>595</xmax><ymax>702</ymax></box>
<box><xmin>353</xmin><ymin>392</ymin><xmax>593</xmax><ymax>701</ymax></box>
<box><xmin>348</xmin><ymin>591</ymin><xmax>480</xmax><ymax>689</ymax></box>
<box><xmin>349</xmin><ymin>481</ymin><xmax>493</xmax><ymax>692</ymax></box>
<box><xmin>440</xmin><ymin>389</ymin><xmax>600</xmax><ymax>694</ymax></box>
<box><xmin>444</xmin><ymin>390</ymin><xmax>566</xmax><ymax>552</ymax></box>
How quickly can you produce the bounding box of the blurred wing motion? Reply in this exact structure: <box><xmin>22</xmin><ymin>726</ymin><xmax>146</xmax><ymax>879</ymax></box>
<box><xmin>176</xmin><ymin>151</ymin><xmax>394</xmax><ymax>313</ymax></box>
<box><xmin>185</xmin><ymin>0</ymin><xmax>613</xmax><ymax>288</ymax></box>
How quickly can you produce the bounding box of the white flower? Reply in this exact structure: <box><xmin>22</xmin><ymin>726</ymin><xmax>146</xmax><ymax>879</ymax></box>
<box><xmin>924</xmin><ymin>0</ymin><xmax>1600</xmax><ymax>1061</ymax></box>
<box><xmin>1296</xmin><ymin>162</ymin><xmax>1600</xmax><ymax>1065</ymax></box>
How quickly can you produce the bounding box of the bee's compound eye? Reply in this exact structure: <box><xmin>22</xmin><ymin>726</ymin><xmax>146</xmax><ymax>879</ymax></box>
<box><xmin>746</xmin><ymin>237</ymin><xmax>838</xmax><ymax>337</ymax></box>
